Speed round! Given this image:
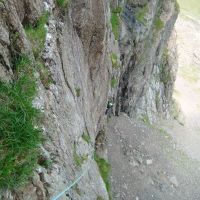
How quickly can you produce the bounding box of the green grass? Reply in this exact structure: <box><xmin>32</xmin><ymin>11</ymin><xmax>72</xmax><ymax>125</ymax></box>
<box><xmin>24</xmin><ymin>12</ymin><xmax>52</xmax><ymax>89</ymax></box>
<box><xmin>0</xmin><ymin>56</ymin><xmax>41</xmax><ymax>189</ymax></box>
<box><xmin>111</xmin><ymin>7</ymin><xmax>122</xmax><ymax>40</ymax></box>
<box><xmin>111</xmin><ymin>77</ymin><xmax>118</xmax><ymax>88</ymax></box>
<box><xmin>97</xmin><ymin>196</ymin><xmax>104</xmax><ymax>200</ymax></box>
<box><xmin>154</xmin><ymin>16</ymin><xmax>164</xmax><ymax>31</ymax></box>
<box><xmin>36</xmin><ymin>61</ymin><xmax>53</xmax><ymax>89</ymax></box>
<box><xmin>73</xmin><ymin>153</ymin><xmax>87</xmax><ymax>167</ymax></box>
<box><xmin>110</xmin><ymin>53</ymin><xmax>119</xmax><ymax>68</ymax></box>
<box><xmin>56</xmin><ymin>0</ymin><xmax>69</xmax><ymax>8</ymax></box>
<box><xmin>82</xmin><ymin>132</ymin><xmax>91</xmax><ymax>144</ymax></box>
<box><xmin>25</xmin><ymin>12</ymin><xmax>49</xmax><ymax>58</ymax></box>
<box><xmin>73</xmin><ymin>145</ymin><xmax>87</xmax><ymax>167</ymax></box>
<box><xmin>178</xmin><ymin>0</ymin><xmax>200</xmax><ymax>19</ymax></box>
<box><xmin>75</xmin><ymin>87</ymin><xmax>81</xmax><ymax>97</ymax></box>
<box><xmin>135</xmin><ymin>5</ymin><xmax>149</xmax><ymax>25</ymax></box>
<box><xmin>94</xmin><ymin>153</ymin><xmax>111</xmax><ymax>198</ymax></box>
<box><xmin>140</xmin><ymin>114</ymin><xmax>151</xmax><ymax>125</ymax></box>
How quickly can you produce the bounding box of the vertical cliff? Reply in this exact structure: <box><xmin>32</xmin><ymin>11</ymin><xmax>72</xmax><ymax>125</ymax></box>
<box><xmin>0</xmin><ymin>0</ymin><xmax>178</xmax><ymax>199</ymax></box>
<box><xmin>114</xmin><ymin>0</ymin><xmax>179</xmax><ymax>122</ymax></box>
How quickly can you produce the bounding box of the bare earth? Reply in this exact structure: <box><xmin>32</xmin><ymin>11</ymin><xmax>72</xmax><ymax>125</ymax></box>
<box><xmin>107</xmin><ymin>115</ymin><xmax>200</xmax><ymax>200</ymax></box>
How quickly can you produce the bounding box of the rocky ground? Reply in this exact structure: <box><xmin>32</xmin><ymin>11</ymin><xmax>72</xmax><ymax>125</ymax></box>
<box><xmin>107</xmin><ymin>114</ymin><xmax>200</xmax><ymax>200</ymax></box>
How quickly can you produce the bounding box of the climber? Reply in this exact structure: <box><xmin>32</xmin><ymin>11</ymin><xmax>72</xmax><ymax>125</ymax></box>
<box><xmin>106</xmin><ymin>101</ymin><xmax>114</xmax><ymax>117</ymax></box>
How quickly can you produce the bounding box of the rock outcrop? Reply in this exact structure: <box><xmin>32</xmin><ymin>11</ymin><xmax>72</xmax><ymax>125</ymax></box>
<box><xmin>115</xmin><ymin>0</ymin><xmax>178</xmax><ymax>122</ymax></box>
<box><xmin>0</xmin><ymin>0</ymin><xmax>178</xmax><ymax>199</ymax></box>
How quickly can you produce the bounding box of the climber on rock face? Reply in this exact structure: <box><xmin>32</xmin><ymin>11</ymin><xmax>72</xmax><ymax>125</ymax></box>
<box><xmin>106</xmin><ymin>101</ymin><xmax>114</xmax><ymax>117</ymax></box>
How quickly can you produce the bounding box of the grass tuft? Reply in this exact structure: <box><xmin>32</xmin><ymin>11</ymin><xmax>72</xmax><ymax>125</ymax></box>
<box><xmin>111</xmin><ymin>77</ymin><xmax>118</xmax><ymax>88</ymax></box>
<box><xmin>140</xmin><ymin>114</ymin><xmax>151</xmax><ymax>125</ymax></box>
<box><xmin>160</xmin><ymin>49</ymin><xmax>171</xmax><ymax>84</ymax></box>
<box><xmin>111</xmin><ymin>7</ymin><xmax>122</xmax><ymax>40</ymax></box>
<box><xmin>0</xmin><ymin>56</ymin><xmax>41</xmax><ymax>189</ymax></box>
<box><xmin>135</xmin><ymin>5</ymin><xmax>149</xmax><ymax>25</ymax></box>
<box><xmin>56</xmin><ymin>0</ymin><xmax>69</xmax><ymax>8</ymax></box>
<box><xmin>154</xmin><ymin>16</ymin><xmax>164</xmax><ymax>31</ymax></box>
<box><xmin>75</xmin><ymin>87</ymin><xmax>81</xmax><ymax>97</ymax></box>
<box><xmin>73</xmin><ymin>144</ymin><xmax>87</xmax><ymax>167</ymax></box>
<box><xmin>25</xmin><ymin>12</ymin><xmax>49</xmax><ymax>59</ymax></box>
<box><xmin>97</xmin><ymin>196</ymin><xmax>105</xmax><ymax>200</ymax></box>
<box><xmin>94</xmin><ymin>153</ymin><xmax>111</xmax><ymax>198</ymax></box>
<box><xmin>36</xmin><ymin>61</ymin><xmax>53</xmax><ymax>89</ymax></box>
<box><xmin>82</xmin><ymin>132</ymin><xmax>91</xmax><ymax>144</ymax></box>
<box><xmin>110</xmin><ymin>53</ymin><xmax>119</xmax><ymax>68</ymax></box>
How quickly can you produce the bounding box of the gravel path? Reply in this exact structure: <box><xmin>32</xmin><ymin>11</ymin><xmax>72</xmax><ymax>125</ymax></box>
<box><xmin>107</xmin><ymin>114</ymin><xmax>200</xmax><ymax>200</ymax></box>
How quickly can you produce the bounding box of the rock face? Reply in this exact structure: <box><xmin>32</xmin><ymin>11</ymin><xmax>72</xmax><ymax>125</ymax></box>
<box><xmin>116</xmin><ymin>0</ymin><xmax>178</xmax><ymax>122</ymax></box>
<box><xmin>0</xmin><ymin>0</ymin><xmax>178</xmax><ymax>199</ymax></box>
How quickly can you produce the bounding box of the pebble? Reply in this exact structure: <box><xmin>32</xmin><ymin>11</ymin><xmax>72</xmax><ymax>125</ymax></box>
<box><xmin>129</xmin><ymin>158</ymin><xmax>139</xmax><ymax>167</ymax></box>
<box><xmin>170</xmin><ymin>176</ymin><xmax>179</xmax><ymax>187</ymax></box>
<box><xmin>136</xmin><ymin>156</ymin><xmax>143</xmax><ymax>164</ymax></box>
<box><xmin>146</xmin><ymin>159</ymin><xmax>153</xmax><ymax>165</ymax></box>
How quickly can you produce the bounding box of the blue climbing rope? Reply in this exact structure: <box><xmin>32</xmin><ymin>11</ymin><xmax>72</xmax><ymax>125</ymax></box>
<box><xmin>51</xmin><ymin>167</ymin><xmax>89</xmax><ymax>200</ymax></box>
<box><xmin>51</xmin><ymin>151</ymin><xmax>95</xmax><ymax>200</ymax></box>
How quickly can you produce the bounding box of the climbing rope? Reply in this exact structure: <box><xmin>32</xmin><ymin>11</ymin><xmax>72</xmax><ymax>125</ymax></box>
<box><xmin>51</xmin><ymin>153</ymin><xmax>94</xmax><ymax>200</ymax></box>
<box><xmin>51</xmin><ymin>168</ymin><xmax>89</xmax><ymax>200</ymax></box>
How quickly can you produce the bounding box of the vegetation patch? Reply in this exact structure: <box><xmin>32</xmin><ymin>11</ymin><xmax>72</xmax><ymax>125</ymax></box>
<box><xmin>82</xmin><ymin>131</ymin><xmax>91</xmax><ymax>144</ymax></box>
<box><xmin>94</xmin><ymin>153</ymin><xmax>111</xmax><ymax>198</ymax></box>
<box><xmin>111</xmin><ymin>77</ymin><xmax>118</xmax><ymax>88</ymax></box>
<box><xmin>25</xmin><ymin>12</ymin><xmax>49</xmax><ymax>59</ymax></box>
<box><xmin>56</xmin><ymin>0</ymin><xmax>69</xmax><ymax>8</ymax></box>
<box><xmin>73</xmin><ymin>145</ymin><xmax>87</xmax><ymax>167</ymax></box>
<box><xmin>111</xmin><ymin>7</ymin><xmax>122</xmax><ymax>40</ymax></box>
<box><xmin>0</xmin><ymin>56</ymin><xmax>41</xmax><ymax>189</ymax></box>
<box><xmin>110</xmin><ymin>53</ymin><xmax>119</xmax><ymax>68</ymax></box>
<box><xmin>75</xmin><ymin>87</ymin><xmax>81</xmax><ymax>97</ymax></box>
<box><xmin>160</xmin><ymin>49</ymin><xmax>171</xmax><ymax>84</ymax></box>
<box><xmin>154</xmin><ymin>16</ymin><xmax>164</xmax><ymax>31</ymax></box>
<box><xmin>135</xmin><ymin>5</ymin><xmax>149</xmax><ymax>25</ymax></box>
<box><xmin>140</xmin><ymin>114</ymin><xmax>151</xmax><ymax>125</ymax></box>
<box><xmin>36</xmin><ymin>61</ymin><xmax>53</xmax><ymax>89</ymax></box>
<box><xmin>97</xmin><ymin>196</ymin><xmax>104</xmax><ymax>200</ymax></box>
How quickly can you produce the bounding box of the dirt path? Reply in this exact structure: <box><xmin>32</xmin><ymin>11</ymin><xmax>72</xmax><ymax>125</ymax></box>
<box><xmin>107</xmin><ymin>115</ymin><xmax>200</xmax><ymax>200</ymax></box>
